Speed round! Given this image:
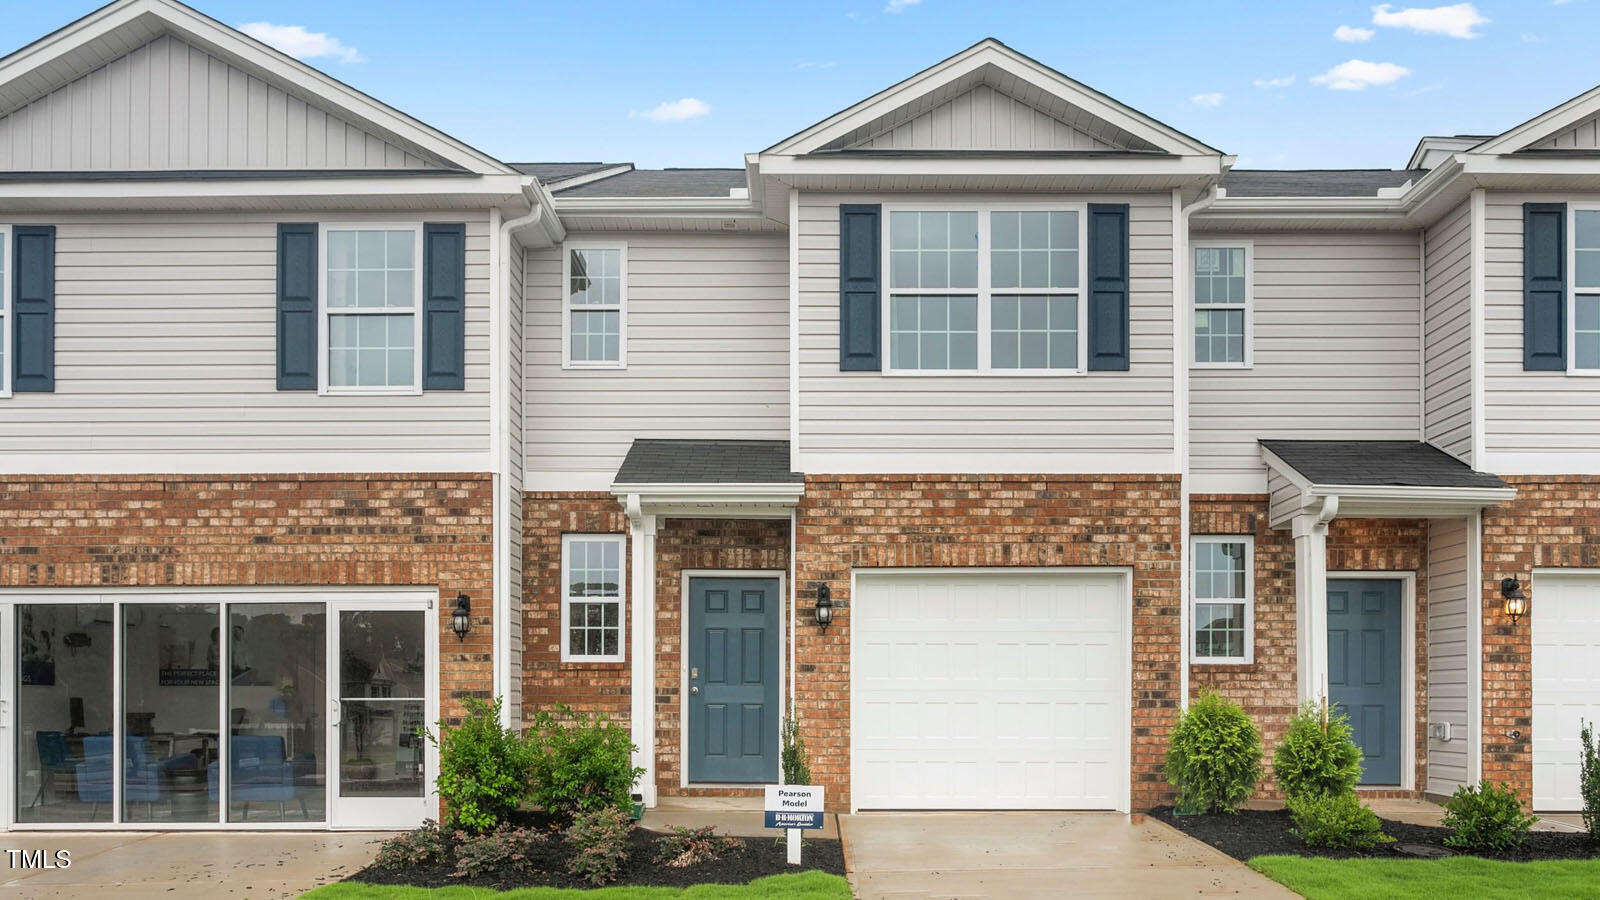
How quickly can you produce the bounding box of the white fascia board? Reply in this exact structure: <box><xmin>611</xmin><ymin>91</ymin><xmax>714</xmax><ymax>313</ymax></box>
<box><xmin>1470</xmin><ymin>84</ymin><xmax>1600</xmax><ymax>156</ymax></box>
<box><xmin>1199</xmin><ymin>155</ymin><xmax>1469</xmax><ymax>227</ymax></box>
<box><xmin>1259</xmin><ymin>446</ymin><xmax>1314</xmax><ymax>492</ymax></box>
<box><xmin>1305</xmin><ymin>484</ymin><xmax>1517</xmax><ymax>506</ymax></box>
<box><xmin>610</xmin><ymin>482</ymin><xmax>805</xmax><ymax>500</ymax></box>
<box><xmin>1461</xmin><ymin>154</ymin><xmax>1600</xmax><ymax>176</ymax></box>
<box><xmin>759</xmin><ymin>154</ymin><xmax>1226</xmax><ymax>178</ymax></box>
<box><xmin>0</xmin><ymin>174</ymin><xmax>527</xmax><ymax>203</ymax></box>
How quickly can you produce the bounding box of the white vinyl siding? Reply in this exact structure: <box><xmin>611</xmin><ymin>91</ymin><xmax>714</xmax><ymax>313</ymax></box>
<box><xmin>1526</xmin><ymin>113</ymin><xmax>1600</xmax><ymax>152</ymax></box>
<box><xmin>1188</xmin><ymin>231</ymin><xmax>1421</xmax><ymax>489</ymax></box>
<box><xmin>1425</xmin><ymin>516</ymin><xmax>1471</xmax><ymax>795</ymax></box>
<box><xmin>524</xmin><ymin>232</ymin><xmax>789</xmax><ymax>477</ymax></box>
<box><xmin>1423</xmin><ymin>198</ymin><xmax>1474</xmax><ymax>461</ymax></box>
<box><xmin>505</xmin><ymin>242</ymin><xmax>527</xmax><ymax>723</ymax></box>
<box><xmin>0</xmin><ymin>34</ymin><xmax>448</xmax><ymax>172</ymax></box>
<box><xmin>798</xmin><ymin>191</ymin><xmax>1174</xmax><ymax>468</ymax></box>
<box><xmin>0</xmin><ymin>211</ymin><xmax>492</xmax><ymax>471</ymax></box>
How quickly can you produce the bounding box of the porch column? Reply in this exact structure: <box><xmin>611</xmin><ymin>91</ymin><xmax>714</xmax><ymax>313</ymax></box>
<box><xmin>624</xmin><ymin>494</ymin><xmax>658</xmax><ymax>807</ymax></box>
<box><xmin>1292</xmin><ymin>496</ymin><xmax>1339</xmax><ymax>705</ymax></box>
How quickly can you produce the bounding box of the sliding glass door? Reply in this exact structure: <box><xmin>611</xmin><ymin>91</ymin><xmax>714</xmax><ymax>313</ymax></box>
<box><xmin>14</xmin><ymin>603</ymin><xmax>115</xmax><ymax>824</ymax></box>
<box><xmin>329</xmin><ymin>602</ymin><xmax>432</xmax><ymax>828</ymax></box>
<box><xmin>226</xmin><ymin>603</ymin><xmax>327</xmax><ymax>824</ymax></box>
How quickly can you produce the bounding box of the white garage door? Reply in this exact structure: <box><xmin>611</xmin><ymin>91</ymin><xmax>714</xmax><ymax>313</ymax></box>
<box><xmin>851</xmin><ymin>570</ymin><xmax>1129</xmax><ymax>811</ymax></box>
<box><xmin>1533</xmin><ymin>574</ymin><xmax>1600</xmax><ymax>811</ymax></box>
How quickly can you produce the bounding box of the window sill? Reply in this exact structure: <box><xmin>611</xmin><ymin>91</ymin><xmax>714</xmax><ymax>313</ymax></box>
<box><xmin>562</xmin><ymin>362</ymin><xmax>627</xmax><ymax>371</ymax></box>
<box><xmin>1190</xmin><ymin>362</ymin><xmax>1252</xmax><ymax>371</ymax></box>
<box><xmin>1565</xmin><ymin>369</ymin><xmax>1600</xmax><ymax>377</ymax></box>
<box><xmin>561</xmin><ymin>656</ymin><xmax>627</xmax><ymax>665</ymax></box>
<box><xmin>879</xmin><ymin>368</ymin><xmax>1087</xmax><ymax>377</ymax></box>
<box><xmin>1191</xmin><ymin>657</ymin><xmax>1254</xmax><ymax>667</ymax></box>
<box><xmin>320</xmin><ymin>386</ymin><xmax>424</xmax><ymax>397</ymax></box>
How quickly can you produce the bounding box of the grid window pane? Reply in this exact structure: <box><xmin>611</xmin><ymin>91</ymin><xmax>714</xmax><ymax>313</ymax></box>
<box><xmin>889</xmin><ymin>295</ymin><xmax>979</xmax><ymax>370</ymax></box>
<box><xmin>1577</xmin><ymin>211</ymin><xmax>1600</xmax><ymax>289</ymax></box>
<box><xmin>328</xmin><ymin>313</ymin><xmax>415</xmax><ymax>387</ymax></box>
<box><xmin>889</xmin><ymin>212</ymin><xmax>978</xmax><ymax>291</ymax></box>
<box><xmin>570</xmin><ymin>248</ymin><xmax>622</xmax><ymax>305</ymax></box>
<box><xmin>566</xmin><ymin>538</ymin><xmax>623</xmax><ymax>660</ymax></box>
<box><xmin>1577</xmin><ymin>295</ymin><xmax>1600</xmax><ymax>370</ymax></box>
<box><xmin>1195</xmin><ymin>602</ymin><xmax>1247</xmax><ymax>660</ymax></box>
<box><xmin>327</xmin><ymin>229</ymin><xmax>416</xmax><ymax>310</ymax></box>
<box><xmin>571</xmin><ymin>310</ymin><xmax>620</xmax><ymax>363</ymax></box>
<box><xmin>1193</xmin><ymin>540</ymin><xmax>1248</xmax><ymax>660</ymax></box>
<box><xmin>991</xmin><ymin>210</ymin><xmax>1079</xmax><ymax>290</ymax></box>
<box><xmin>1195</xmin><ymin>308</ymin><xmax>1246</xmax><ymax>364</ymax></box>
<box><xmin>991</xmin><ymin>295</ymin><xmax>1078</xmax><ymax>369</ymax></box>
<box><xmin>1195</xmin><ymin>247</ymin><xmax>1246</xmax><ymax>304</ymax></box>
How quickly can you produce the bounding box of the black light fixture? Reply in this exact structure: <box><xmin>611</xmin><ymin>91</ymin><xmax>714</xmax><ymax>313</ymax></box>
<box><xmin>814</xmin><ymin>583</ymin><xmax>834</xmax><ymax>631</ymax></box>
<box><xmin>451</xmin><ymin>593</ymin><xmax>472</xmax><ymax>641</ymax></box>
<box><xmin>1500</xmin><ymin>578</ymin><xmax>1529</xmax><ymax>625</ymax></box>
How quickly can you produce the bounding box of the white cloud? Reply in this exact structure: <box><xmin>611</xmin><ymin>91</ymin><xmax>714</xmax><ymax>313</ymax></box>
<box><xmin>238</xmin><ymin>22</ymin><xmax>364</xmax><ymax>63</ymax></box>
<box><xmin>1371</xmin><ymin>3</ymin><xmax>1490</xmax><ymax>39</ymax></box>
<box><xmin>632</xmin><ymin>98</ymin><xmax>712</xmax><ymax>123</ymax></box>
<box><xmin>1310</xmin><ymin>59</ymin><xmax>1411</xmax><ymax>90</ymax></box>
<box><xmin>1189</xmin><ymin>92</ymin><xmax>1225</xmax><ymax>108</ymax></box>
<box><xmin>885</xmin><ymin>0</ymin><xmax>922</xmax><ymax>11</ymax></box>
<box><xmin>1334</xmin><ymin>25</ymin><xmax>1376</xmax><ymax>41</ymax></box>
<box><xmin>1253</xmin><ymin>75</ymin><xmax>1296</xmax><ymax>88</ymax></box>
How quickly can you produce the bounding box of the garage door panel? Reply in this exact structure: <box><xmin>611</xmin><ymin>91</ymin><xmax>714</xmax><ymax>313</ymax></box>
<box><xmin>1532</xmin><ymin>575</ymin><xmax>1600</xmax><ymax>811</ymax></box>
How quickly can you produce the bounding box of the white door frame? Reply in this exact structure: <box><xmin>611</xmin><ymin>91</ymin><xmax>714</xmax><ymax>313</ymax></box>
<box><xmin>677</xmin><ymin>570</ymin><xmax>787</xmax><ymax>789</ymax></box>
<box><xmin>1326</xmin><ymin>571</ymin><xmax>1417</xmax><ymax>791</ymax></box>
<box><xmin>848</xmin><ymin>566</ymin><xmax>1135</xmax><ymax>814</ymax></box>
<box><xmin>1</xmin><ymin>603</ymin><xmax>13</xmax><ymax>830</ymax></box>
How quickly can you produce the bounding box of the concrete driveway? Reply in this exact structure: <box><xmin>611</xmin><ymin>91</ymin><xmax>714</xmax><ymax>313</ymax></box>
<box><xmin>842</xmin><ymin>812</ymin><xmax>1297</xmax><ymax>900</ymax></box>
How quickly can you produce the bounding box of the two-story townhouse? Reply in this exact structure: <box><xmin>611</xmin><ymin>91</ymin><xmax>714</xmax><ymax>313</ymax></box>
<box><xmin>3</xmin><ymin>0</ymin><xmax>1599</xmax><ymax>834</ymax></box>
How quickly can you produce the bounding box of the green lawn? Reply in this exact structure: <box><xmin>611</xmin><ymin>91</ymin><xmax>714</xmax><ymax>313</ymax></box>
<box><xmin>299</xmin><ymin>871</ymin><xmax>851</xmax><ymax>900</ymax></box>
<box><xmin>1249</xmin><ymin>855</ymin><xmax>1600</xmax><ymax>900</ymax></box>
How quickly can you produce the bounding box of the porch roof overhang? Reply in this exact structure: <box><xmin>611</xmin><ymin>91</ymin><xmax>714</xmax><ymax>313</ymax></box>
<box><xmin>1262</xmin><ymin>440</ymin><xmax>1516</xmax><ymax>529</ymax></box>
<box><xmin>609</xmin><ymin>439</ymin><xmax>804</xmax><ymax>519</ymax></box>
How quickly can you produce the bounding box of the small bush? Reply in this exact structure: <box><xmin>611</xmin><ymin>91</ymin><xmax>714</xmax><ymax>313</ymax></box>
<box><xmin>1442</xmin><ymin>780</ymin><xmax>1539</xmax><ymax>853</ymax></box>
<box><xmin>564</xmin><ymin>806</ymin><xmax>633</xmax><ymax>886</ymax></box>
<box><xmin>426</xmin><ymin>697</ymin><xmax>537</xmax><ymax>833</ymax></box>
<box><xmin>1582</xmin><ymin>719</ymin><xmax>1600</xmax><ymax>841</ymax></box>
<box><xmin>1163</xmin><ymin>692</ymin><xmax>1262</xmax><ymax>814</ymax></box>
<box><xmin>452</xmin><ymin>825</ymin><xmax>549</xmax><ymax>879</ymax></box>
<box><xmin>653</xmin><ymin>825</ymin><xmax>745</xmax><ymax>868</ymax></box>
<box><xmin>781</xmin><ymin>717</ymin><xmax>812</xmax><ymax>786</ymax></box>
<box><xmin>1274</xmin><ymin>702</ymin><xmax>1364</xmax><ymax>802</ymax></box>
<box><xmin>1287</xmin><ymin>792</ymin><xmax>1392</xmax><ymax>850</ymax></box>
<box><xmin>373</xmin><ymin>820</ymin><xmax>446</xmax><ymax>869</ymax></box>
<box><xmin>528</xmin><ymin>705</ymin><xmax>644</xmax><ymax>823</ymax></box>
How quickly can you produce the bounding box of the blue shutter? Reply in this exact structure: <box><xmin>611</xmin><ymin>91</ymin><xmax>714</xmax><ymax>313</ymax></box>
<box><xmin>1086</xmin><ymin>203</ymin><xmax>1130</xmax><ymax>371</ymax></box>
<box><xmin>275</xmin><ymin>223</ymin><xmax>318</xmax><ymax>390</ymax></box>
<box><xmin>1523</xmin><ymin>202</ymin><xmax>1566</xmax><ymax>371</ymax></box>
<box><xmin>423</xmin><ymin>223</ymin><xmax>466</xmax><ymax>390</ymax></box>
<box><xmin>12</xmin><ymin>226</ymin><xmax>55</xmax><ymax>392</ymax></box>
<box><xmin>839</xmin><ymin>204</ymin><xmax>881</xmax><ymax>371</ymax></box>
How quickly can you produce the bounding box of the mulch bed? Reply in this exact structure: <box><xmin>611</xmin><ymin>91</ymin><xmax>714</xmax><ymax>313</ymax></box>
<box><xmin>1152</xmin><ymin>807</ymin><xmax>1600</xmax><ymax>863</ymax></box>
<box><xmin>348</xmin><ymin>811</ymin><xmax>845</xmax><ymax>891</ymax></box>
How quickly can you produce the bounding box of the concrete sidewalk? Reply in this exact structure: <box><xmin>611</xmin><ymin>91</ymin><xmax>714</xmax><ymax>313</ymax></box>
<box><xmin>843</xmin><ymin>812</ymin><xmax>1298</xmax><ymax>900</ymax></box>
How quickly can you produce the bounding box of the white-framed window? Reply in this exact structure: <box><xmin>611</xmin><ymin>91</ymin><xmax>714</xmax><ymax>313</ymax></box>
<box><xmin>883</xmin><ymin>204</ymin><xmax>1086</xmax><ymax>374</ymax></box>
<box><xmin>561</xmin><ymin>534</ymin><xmax>626</xmax><ymax>663</ymax></box>
<box><xmin>562</xmin><ymin>242</ymin><xmax>627</xmax><ymax>369</ymax></box>
<box><xmin>319</xmin><ymin>223</ymin><xmax>423</xmax><ymax>394</ymax></box>
<box><xmin>1192</xmin><ymin>241</ymin><xmax>1252</xmax><ymax>368</ymax></box>
<box><xmin>1570</xmin><ymin>206</ymin><xmax>1600</xmax><ymax>372</ymax></box>
<box><xmin>0</xmin><ymin>225</ymin><xmax>10</xmax><ymax>399</ymax></box>
<box><xmin>1191</xmin><ymin>535</ymin><xmax>1254</xmax><ymax>664</ymax></box>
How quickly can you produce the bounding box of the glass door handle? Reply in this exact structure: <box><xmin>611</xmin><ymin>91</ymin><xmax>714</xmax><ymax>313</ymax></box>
<box><xmin>331</xmin><ymin>699</ymin><xmax>341</xmax><ymax>726</ymax></box>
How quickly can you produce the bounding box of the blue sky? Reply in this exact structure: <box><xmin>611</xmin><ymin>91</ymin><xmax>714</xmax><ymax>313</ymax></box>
<box><xmin>7</xmin><ymin>1</ymin><xmax>1599</xmax><ymax>170</ymax></box>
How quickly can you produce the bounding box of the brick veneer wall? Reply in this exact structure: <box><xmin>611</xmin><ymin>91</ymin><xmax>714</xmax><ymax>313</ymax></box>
<box><xmin>0</xmin><ymin>473</ymin><xmax>494</xmax><ymax>722</ymax></box>
<box><xmin>795</xmin><ymin>474</ymin><xmax>1183</xmax><ymax>812</ymax></box>
<box><xmin>1190</xmin><ymin>495</ymin><xmax>1428</xmax><ymax>799</ymax></box>
<box><xmin>1481</xmin><ymin>476</ymin><xmax>1600</xmax><ymax>803</ymax></box>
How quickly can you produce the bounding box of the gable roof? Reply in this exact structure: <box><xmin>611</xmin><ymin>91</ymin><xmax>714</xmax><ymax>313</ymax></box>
<box><xmin>764</xmin><ymin>39</ymin><xmax>1219</xmax><ymax>159</ymax></box>
<box><xmin>0</xmin><ymin>0</ymin><xmax>513</xmax><ymax>175</ymax></box>
<box><xmin>1470</xmin><ymin>82</ymin><xmax>1600</xmax><ymax>156</ymax></box>
<box><xmin>1260</xmin><ymin>440</ymin><xmax>1508</xmax><ymax>490</ymax></box>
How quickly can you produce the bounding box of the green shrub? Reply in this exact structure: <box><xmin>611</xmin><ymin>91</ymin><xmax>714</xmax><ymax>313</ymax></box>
<box><xmin>1274</xmin><ymin>702</ymin><xmax>1364</xmax><ymax>802</ymax></box>
<box><xmin>427</xmin><ymin>697</ymin><xmax>537</xmax><ymax>833</ymax></box>
<box><xmin>452</xmin><ymin>825</ymin><xmax>549</xmax><ymax>879</ymax></box>
<box><xmin>1582</xmin><ymin>719</ymin><xmax>1600</xmax><ymax>841</ymax></box>
<box><xmin>373</xmin><ymin>820</ymin><xmax>446</xmax><ymax>869</ymax></box>
<box><xmin>1163</xmin><ymin>692</ymin><xmax>1262</xmax><ymax>814</ymax></box>
<box><xmin>527</xmin><ymin>705</ymin><xmax>644</xmax><ymax>822</ymax></box>
<box><xmin>653</xmin><ymin>825</ymin><xmax>745</xmax><ymax>868</ymax></box>
<box><xmin>1442</xmin><ymin>780</ymin><xmax>1539</xmax><ymax>853</ymax></box>
<box><xmin>781</xmin><ymin>717</ymin><xmax>811</xmax><ymax>786</ymax></box>
<box><xmin>1287</xmin><ymin>792</ymin><xmax>1393</xmax><ymax>850</ymax></box>
<box><xmin>564</xmin><ymin>806</ymin><xmax>633</xmax><ymax>886</ymax></box>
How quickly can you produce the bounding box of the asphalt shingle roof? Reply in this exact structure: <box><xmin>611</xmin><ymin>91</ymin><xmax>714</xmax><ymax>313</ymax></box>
<box><xmin>507</xmin><ymin>162</ymin><xmax>624</xmax><ymax>184</ymax></box>
<box><xmin>1221</xmin><ymin>169</ymin><xmax>1428</xmax><ymax>198</ymax></box>
<box><xmin>553</xmin><ymin>168</ymin><xmax>747</xmax><ymax>198</ymax></box>
<box><xmin>1260</xmin><ymin>440</ymin><xmax>1509</xmax><ymax>490</ymax></box>
<box><xmin>615</xmin><ymin>439</ymin><xmax>801</xmax><ymax>485</ymax></box>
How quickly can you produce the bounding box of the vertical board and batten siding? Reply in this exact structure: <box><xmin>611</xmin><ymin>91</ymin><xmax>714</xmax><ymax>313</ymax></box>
<box><xmin>844</xmin><ymin>84</ymin><xmax>1127</xmax><ymax>152</ymax></box>
<box><xmin>797</xmin><ymin>192</ymin><xmax>1174</xmax><ymax>463</ymax></box>
<box><xmin>1423</xmin><ymin>200</ymin><xmax>1474</xmax><ymax>462</ymax></box>
<box><xmin>522</xmin><ymin>233</ymin><xmax>790</xmax><ymax>476</ymax></box>
<box><xmin>1484</xmin><ymin>192</ymin><xmax>1600</xmax><ymax>459</ymax></box>
<box><xmin>0</xmin><ymin>34</ymin><xmax>447</xmax><ymax>171</ymax></box>
<box><xmin>1189</xmin><ymin>232</ymin><xmax>1421</xmax><ymax>488</ymax></box>
<box><xmin>1526</xmin><ymin>114</ymin><xmax>1600</xmax><ymax>151</ymax></box>
<box><xmin>0</xmin><ymin>212</ymin><xmax>492</xmax><ymax>465</ymax></box>
<box><xmin>1426</xmin><ymin>515</ymin><xmax>1472</xmax><ymax>794</ymax></box>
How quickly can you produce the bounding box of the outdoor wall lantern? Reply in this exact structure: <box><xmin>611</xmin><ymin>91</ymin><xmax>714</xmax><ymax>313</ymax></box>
<box><xmin>451</xmin><ymin>593</ymin><xmax>472</xmax><ymax>641</ymax></box>
<box><xmin>1500</xmin><ymin>578</ymin><xmax>1529</xmax><ymax>625</ymax></box>
<box><xmin>814</xmin><ymin>583</ymin><xmax>834</xmax><ymax>631</ymax></box>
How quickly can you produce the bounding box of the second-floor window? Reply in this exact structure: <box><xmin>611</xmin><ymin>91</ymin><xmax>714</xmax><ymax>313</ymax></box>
<box><xmin>321</xmin><ymin>224</ymin><xmax>422</xmax><ymax>393</ymax></box>
<box><xmin>1192</xmin><ymin>242</ymin><xmax>1252</xmax><ymax>368</ymax></box>
<box><xmin>563</xmin><ymin>242</ymin><xmax>627</xmax><ymax>368</ymax></box>
<box><xmin>1574</xmin><ymin>208</ymin><xmax>1600</xmax><ymax>370</ymax></box>
<box><xmin>885</xmin><ymin>206</ymin><xmax>1085</xmax><ymax>374</ymax></box>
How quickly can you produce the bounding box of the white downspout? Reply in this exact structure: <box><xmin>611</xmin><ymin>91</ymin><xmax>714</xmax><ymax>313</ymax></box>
<box><xmin>1175</xmin><ymin>184</ymin><xmax>1218</xmax><ymax>711</ymax></box>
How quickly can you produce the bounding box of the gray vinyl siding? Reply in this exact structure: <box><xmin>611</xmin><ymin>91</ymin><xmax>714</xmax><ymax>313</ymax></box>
<box><xmin>1268</xmin><ymin>468</ymin><xmax>1302</xmax><ymax>526</ymax></box>
<box><xmin>1423</xmin><ymin>199</ymin><xmax>1474</xmax><ymax>462</ymax></box>
<box><xmin>0</xmin><ymin>34</ymin><xmax>447</xmax><ymax>171</ymax></box>
<box><xmin>1526</xmin><ymin>114</ymin><xmax>1600</xmax><ymax>151</ymax></box>
<box><xmin>506</xmin><ymin>240</ymin><xmax>526</xmax><ymax>722</ymax></box>
<box><xmin>0</xmin><ymin>211</ymin><xmax>492</xmax><ymax>466</ymax></box>
<box><xmin>797</xmin><ymin>191</ymin><xmax>1174</xmax><ymax>460</ymax></box>
<box><xmin>1483</xmin><ymin>191</ymin><xmax>1600</xmax><ymax>458</ymax></box>
<box><xmin>523</xmin><ymin>232</ymin><xmax>790</xmax><ymax>476</ymax></box>
<box><xmin>842</xmin><ymin>84</ymin><xmax>1126</xmax><ymax>152</ymax></box>
<box><xmin>1426</xmin><ymin>515</ymin><xmax>1472</xmax><ymax>795</ymax></box>
<box><xmin>1189</xmin><ymin>232</ymin><xmax>1421</xmax><ymax>486</ymax></box>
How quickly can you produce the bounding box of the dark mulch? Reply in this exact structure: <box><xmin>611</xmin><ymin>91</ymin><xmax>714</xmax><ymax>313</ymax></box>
<box><xmin>349</xmin><ymin>811</ymin><xmax>845</xmax><ymax>891</ymax></box>
<box><xmin>1152</xmin><ymin>807</ymin><xmax>1600</xmax><ymax>863</ymax></box>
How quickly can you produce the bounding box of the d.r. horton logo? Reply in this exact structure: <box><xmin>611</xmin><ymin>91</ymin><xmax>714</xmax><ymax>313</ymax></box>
<box><xmin>6</xmin><ymin>849</ymin><xmax>71</xmax><ymax>869</ymax></box>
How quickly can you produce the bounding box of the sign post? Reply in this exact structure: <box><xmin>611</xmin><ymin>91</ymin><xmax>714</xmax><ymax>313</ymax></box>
<box><xmin>764</xmin><ymin>785</ymin><xmax>824</xmax><ymax>865</ymax></box>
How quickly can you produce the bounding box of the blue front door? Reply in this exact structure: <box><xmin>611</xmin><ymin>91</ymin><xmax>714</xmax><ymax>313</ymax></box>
<box><xmin>687</xmin><ymin>577</ymin><xmax>779</xmax><ymax>784</ymax></box>
<box><xmin>1327</xmin><ymin>578</ymin><xmax>1404</xmax><ymax>785</ymax></box>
